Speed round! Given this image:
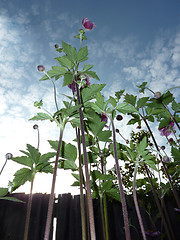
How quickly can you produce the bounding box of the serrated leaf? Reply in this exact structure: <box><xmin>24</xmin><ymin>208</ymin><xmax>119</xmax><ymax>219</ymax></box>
<box><xmin>77</xmin><ymin>46</ymin><xmax>88</xmax><ymax>63</ymax></box>
<box><xmin>13</xmin><ymin>168</ymin><xmax>32</xmax><ymax>187</ymax></box>
<box><xmin>84</xmin><ymin>71</ymin><xmax>100</xmax><ymax>80</ymax></box>
<box><xmin>109</xmin><ymin>96</ymin><xmax>117</xmax><ymax>108</ymax></box>
<box><xmin>62</xmin><ymin>41</ymin><xmax>77</xmax><ymax>63</ymax></box>
<box><xmin>11</xmin><ymin>156</ymin><xmax>33</xmax><ymax>168</ymax></box>
<box><xmin>124</xmin><ymin>94</ymin><xmax>137</xmax><ymax>106</ymax></box>
<box><xmin>55</xmin><ymin>55</ymin><xmax>74</xmax><ymax>69</ymax></box>
<box><xmin>29</xmin><ymin>113</ymin><xmax>52</xmax><ymax>121</ymax></box>
<box><xmin>101</xmin><ymin>181</ymin><xmax>112</xmax><ymax>191</ymax></box>
<box><xmin>136</xmin><ymin>137</ymin><xmax>147</xmax><ymax>155</ymax></box>
<box><xmin>116</xmin><ymin>103</ymin><xmax>138</xmax><ymax>114</ymax></box>
<box><xmin>82</xmin><ymin>63</ymin><xmax>93</xmax><ymax>72</ymax></box>
<box><xmin>161</xmin><ymin>91</ymin><xmax>174</xmax><ymax>105</ymax></box>
<box><xmin>115</xmin><ymin>90</ymin><xmax>125</xmax><ymax>100</ymax></box>
<box><xmin>106</xmin><ymin>188</ymin><xmax>121</xmax><ymax>202</ymax></box>
<box><xmin>27</xmin><ymin>144</ymin><xmax>41</xmax><ymax>164</ymax></box>
<box><xmin>137</xmin><ymin>97</ymin><xmax>149</xmax><ymax>108</ymax></box>
<box><xmin>38</xmin><ymin>152</ymin><xmax>56</xmax><ymax>163</ymax></box>
<box><xmin>63</xmin><ymin>72</ymin><xmax>74</xmax><ymax>86</ymax></box>
<box><xmin>81</xmin><ymin>84</ymin><xmax>106</xmax><ymax>102</ymax></box>
<box><xmin>172</xmin><ymin>100</ymin><xmax>180</xmax><ymax>113</ymax></box>
<box><xmin>144</xmin><ymin>160</ymin><xmax>158</xmax><ymax>171</ymax></box>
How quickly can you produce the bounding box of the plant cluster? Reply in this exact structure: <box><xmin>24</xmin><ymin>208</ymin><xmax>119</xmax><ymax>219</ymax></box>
<box><xmin>0</xmin><ymin>17</ymin><xmax>180</xmax><ymax>240</ymax></box>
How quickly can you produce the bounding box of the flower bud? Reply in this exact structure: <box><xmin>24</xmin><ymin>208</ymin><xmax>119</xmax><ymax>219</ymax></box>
<box><xmin>162</xmin><ymin>156</ymin><xmax>170</xmax><ymax>163</ymax></box>
<box><xmin>37</xmin><ymin>65</ymin><xmax>45</xmax><ymax>72</ymax></box>
<box><xmin>116</xmin><ymin>115</ymin><xmax>123</xmax><ymax>121</ymax></box>
<box><xmin>154</xmin><ymin>92</ymin><xmax>161</xmax><ymax>99</ymax></box>
<box><xmin>136</xmin><ymin>126</ymin><xmax>141</xmax><ymax>129</ymax></box>
<box><xmin>33</xmin><ymin>124</ymin><xmax>39</xmax><ymax>130</ymax></box>
<box><xmin>54</xmin><ymin>44</ymin><xmax>59</xmax><ymax>49</ymax></box>
<box><xmin>115</xmin><ymin>129</ymin><xmax>119</xmax><ymax>133</ymax></box>
<box><xmin>161</xmin><ymin>146</ymin><xmax>165</xmax><ymax>150</ymax></box>
<box><xmin>82</xmin><ymin>17</ymin><xmax>96</xmax><ymax>30</ymax></box>
<box><xmin>126</xmin><ymin>140</ymin><xmax>129</xmax><ymax>144</ymax></box>
<box><xmin>5</xmin><ymin>153</ymin><xmax>13</xmax><ymax>159</ymax></box>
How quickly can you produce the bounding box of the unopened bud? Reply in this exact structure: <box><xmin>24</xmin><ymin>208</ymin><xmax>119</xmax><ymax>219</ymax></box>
<box><xmin>33</xmin><ymin>124</ymin><xmax>39</xmax><ymax>130</ymax></box>
<box><xmin>116</xmin><ymin>115</ymin><xmax>123</xmax><ymax>121</ymax></box>
<box><xmin>162</xmin><ymin>156</ymin><xmax>170</xmax><ymax>163</ymax></box>
<box><xmin>154</xmin><ymin>92</ymin><xmax>161</xmax><ymax>99</ymax></box>
<box><xmin>5</xmin><ymin>153</ymin><xmax>13</xmax><ymax>159</ymax></box>
<box><xmin>37</xmin><ymin>65</ymin><xmax>45</xmax><ymax>72</ymax></box>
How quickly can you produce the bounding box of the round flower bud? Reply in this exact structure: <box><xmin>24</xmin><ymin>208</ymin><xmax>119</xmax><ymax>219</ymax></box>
<box><xmin>136</xmin><ymin>126</ymin><xmax>141</xmax><ymax>129</ymax></box>
<box><xmin>115</xmin><ymin>129</ymin><xmax>119</xmax><ymax>133</ymax></box>
<box><xmin>33</xmin><ymin>124</ymin><xmax>39</xmax><ymax>130</ymax></box>
<box><xmin>116</xmin><ymin>115</ymin><xmax>123</xmax><ymax>121</ymax></box>
<box><xmin>37</xmin><ymin>65</ymin><xmax>45</xmax><ymax>72</ymax></box>
<box><xmin>5</xmin><ymin>153</ymin><xmax>13</xmax><ymax>159</ymax></box>
<box><xmin>54</xmin><ymin>44</ymin><xmax>59</xmax><ymax>49</ymax></box>
<box><xmin>162</xmin><ymin>156</ymin><xmax>170</xmax><ymax>163</ymax></box>
<box><xmin>126</xmin><ymin>140</ymin><xmax>129</xmax><ymax>144</ymax></box>
<box><xmin>161</xmin><ymin>146</ymin><xmax>165</xmax><ymax>150</ymax></box>
<box><xmin>154</xmin><ymin>92</ymin><xmax>161</xmax><ymax>99</ymax></box>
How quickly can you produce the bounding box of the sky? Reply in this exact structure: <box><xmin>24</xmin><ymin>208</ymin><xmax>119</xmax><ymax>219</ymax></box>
<box><xmin>0</xmin><ymin>0</ymin><xmax>180</xmax><ymax>195</ymax></box>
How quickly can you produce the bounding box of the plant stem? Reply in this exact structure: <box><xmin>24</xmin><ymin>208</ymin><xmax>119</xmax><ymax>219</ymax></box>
<box><xmin>76</xmin><ymin>127</ymin><xmax>87</xmax><ymax>240</ymax></box>
<box><xmin>44</xmin><ymin>128</ymin><xmax>63</xmax><ymax>240</ymax></box>
<box><xmin>103</xmin><ymin>194</ymin><xmax>109</xmax><ymax>240</ymax></box>
<box><xmin>144</xmin><ymin>164</ymin><xmax>173</xmax><ymax>240</ymax></box>
<box><xmin>111</xmin><ymin>116</ymin><xmax>131</xmax><ymax>240</ymax></box>
<box><xmin>75</xmin><ymin>78</ymin><xmax>96</xmax><ymax>240</ymax></box>
<box><xmin>133</xmin><ymin>162</ymin><xmax>147</xmax><ymax>240</ymax></box>
<box><xmin>142</xmin><ymin>116</ymin><xmax>180</xmax><ymax>210</ymax></box>
<box><xmin>24</xmin><ymin>176</ymin><xmax>34</xmax><ymax>240</ymax></box>
<box><xmin>0</xmin><ymin>159</ymin><xmax>7</xmax><ymax>175</ymax></box>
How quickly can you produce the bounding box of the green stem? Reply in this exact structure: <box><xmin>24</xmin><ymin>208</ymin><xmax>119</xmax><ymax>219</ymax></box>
<box><xmin>111</xmin><ymin>115</ymin><xmax>131</xmax><ymax>240</ymax></box>
<box><xmin>103</xmin><ymin>193</ymin><xmax>109</xmax><ymax>240</ymax></box>
<box><xmin>75</xmin><ymin>77</ymin><xmax>96</xmax><ymax>240</ymax></box>
<box><xmin>100</xmin><ymin>194</ymin><xmax>106</xmax><ymax>240</ymax></box>
<box><xmin>133</xmin><ymin>161</ymin><xmax>147</xmax><ymax>240</ymax></box>
<box><xmin>44</xmin><ymin>128</ymin><xmax>63</xmax><ymax>240</ymax></box>
<box><xmin>24</xmin><ymin>176</ymin><xmax>34</xmax><ymax>240</ymax></box>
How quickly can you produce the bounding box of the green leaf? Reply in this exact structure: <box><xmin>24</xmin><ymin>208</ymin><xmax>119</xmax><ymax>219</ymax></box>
<box><xmin>38</xmin><ymin>152</ymin><xmax>56</xmax><ymax>164</ymax></box>
<box><xmin>48</xmin><ymin>141</ymin><xmax>77</xmax><ymax>161</ymax></box>
<box><xmin>106</xmin><ymin>188</ymin><xmax>121</xmax><ymax>202</ymax></box>
<box><xmin>144</xmin><ymin>160</ymin><xmax>158</xmax><ymax>171</ymax></box>
<box><xmin>116</xmin><ymin>103</ymin><xmax>138</xmax><ymax>114</ymax></box>
<box><xmin>81</xmin><ymin>84</ymin><xmax>106</xmax><ymax>102</ymax></box>
<box><xmin>62</xmin><ymin>41</ymin><xmax>77</xmax><ymax>63</ymax></box>
<box><xmin>158</xmin><ymin>118</ymin><xmax>170</xmax><ymax>129</ymax></box>
<box><xmin>82</xmin><ymin>63</ymin><xmax>93</xmax><ymax>72</ymax></box>
<box><xmin>0</xmin><ymin>188</ymin><xmax>8</xmax><ymax>197</ymax></box>
<box><xmin>101</xmin><ymin>181</ymin><xmax>112</xmax><ymax>192</ymax></box>
<box><xmin>161</xmin><ymin>91</ymin><xmax>174</xmax><ymax>105</ymax></box>
<box><xmin>13</xmin><ymin>168</ymin><xmax>33</xmax><ymax>187</ymax></box>
<box><xmin>11</xmin><ymin>156</ymin><xmax>33</xmax><ymax>168</ymax></box>
<box><xmin>98</xmin><ymin>130</ymin><xmax>112</xmax><ymax>142</ymax></box>
<box><xmin>172</xmin><ymin>100</ymin><xmax>180</xmax><ymax>113</ymax></box>
<box><xmin>84</xmin><ymin>71</ymin><xmax>100</xmax><ymax>80</ymax></box>
<box><xmin>55</xmin><ymin>55</ymin><xmax>74</xmax><ymax>69</ymax></box>
<box><xmin>27</xmin><ymin>144</ymin><xmax>41</xmax><ymax>164</ymax></box>
<box><xmin>63</xmin><ymin>72</ymin><xmax>74</xmax><ymax>86</ymax></box>
<box><xmin>77</xmin><ymin>46</ymin><xmax>88</xmax><ymax>63</ymax></box>
<box><xmin>171</xmin><ymin>147</ymin><xmax>180</xmax><ymax>162</ymax></box>
<box><xmin>29</xmin><ymin>113</ymin><xmax>52</xmax><ymax>121</ymax></box>
<box><xmin>109</xmin><ymin>96</ymin><xmax>117</xmax><ymax>108</ymax></box>
<box><xmin>136</xmin><ymin>82</ymin><xmax>147</xmax><ymax>93</ymax></box>
<box><xmin>58</xmin><ymin>160</ymin><xmax>77</xmax><ymax>171</ymax></box>
<box><xmin>136</xmin><ymin>137</ymin><xmax>147</xmax><ymax>155</ymax></box>
<box><xmin>137</xmin><ymin>97</ymin><xmax>149</xmax><ymax>108</ymax></box>
<box><xmin>124</xmin><ymin>94</ymin><xmax>137</xmax><ymax>106</ymax></box>
<box><xmin>115</xmin><ymin>90</ymin><xmax>125</xmax><ymax>100</ymax></box>
<box><xmin>0</xmin><ymin>196</ymin><xmax>25</xmax><ymax>203</ymax></box>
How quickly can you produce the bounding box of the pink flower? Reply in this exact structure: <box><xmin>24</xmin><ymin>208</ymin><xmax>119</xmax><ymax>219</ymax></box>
<box><xmin>82</xmin><ymin>17</ymin><xmax>96</xmax><ymax>30</ymax></box>
<box><xmin>159</xmin><ymin>122</ymin><xmax>175</xmax><ymax>137</ymax></box>
<box><xmin>101</xmin><ymin>113</ymin><xmax>108</xmax><ymax>123</ymax></box>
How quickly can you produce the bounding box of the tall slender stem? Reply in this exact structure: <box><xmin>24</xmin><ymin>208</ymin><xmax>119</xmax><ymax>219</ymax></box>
<box><xmin>111</xmin><ymin>116</ymin><xmax>131</xmax><ymax>240</ymax></box>
<box><xmin>44</xmin><ymin>128</ymin><xmax>63</xmax><ymax>240</ymax></box>
<box><xmin>0</xmin><ymin>159</ymin><xmax>7</xmax><ymax>175</ymax></box>
<box><xmin>133</xmin><ymin>162</ymin><xmax>147</xmax><ymax>240</ymax></box>
<box><xmin>24</xmin><ymin>176</ymin><xmax>34</xmax><ymax>240</ymax></box>
<box><xmin>75</xmin><ymin>77</ymin><xmax>96</xmax><ymax>240</ymax></box>
<box><xmin>76</xmin><ymin>127</ymin><xmax>87</xmax><ymax>240</ymax></box>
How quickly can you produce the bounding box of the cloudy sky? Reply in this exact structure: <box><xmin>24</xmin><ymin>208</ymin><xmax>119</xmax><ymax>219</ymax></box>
<box><xmin>0</xmin><ymin>0</ymin><xmax>180</xmax><ymax>195</ymax></box>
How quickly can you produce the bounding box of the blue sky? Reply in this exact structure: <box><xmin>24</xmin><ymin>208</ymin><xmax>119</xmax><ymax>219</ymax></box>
<box><xmin>0</xmin><ymin>0</ymin><xmax>180</xmax><ymax>194</ymax></box>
